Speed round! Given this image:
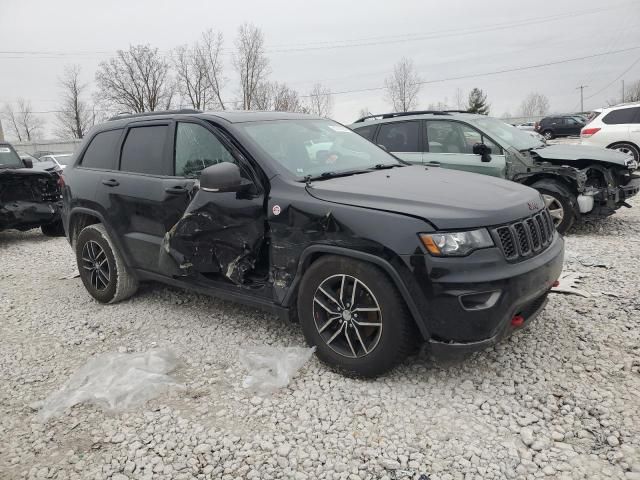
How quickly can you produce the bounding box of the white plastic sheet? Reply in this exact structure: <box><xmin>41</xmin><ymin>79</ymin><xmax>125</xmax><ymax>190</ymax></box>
<box><xmin>37</xmin><ymin>349</ymin><xmax>182</xmax><ymax>421</ymax></box>
<box><xmin>239</xmin><ymin>346</ymin><xmax>315</xmax><ymax>394</ymax></box>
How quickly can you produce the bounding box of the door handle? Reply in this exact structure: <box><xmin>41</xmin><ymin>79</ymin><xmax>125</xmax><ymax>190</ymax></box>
<box><xmin>165</xmin><ymin>185</ymin><xmax>188</xmax><ymax>195</ymax></box>
<box><xmin>101</xmin><ymin>179</ymin><xmax>119</xmax><ymax>187</ymax></box>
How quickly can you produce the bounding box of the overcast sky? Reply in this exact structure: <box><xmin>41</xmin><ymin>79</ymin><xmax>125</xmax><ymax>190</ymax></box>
<box><xmin>1</xmin><ymin>0</ymin><xmax>639</xmax><ymax>138</ymax></box>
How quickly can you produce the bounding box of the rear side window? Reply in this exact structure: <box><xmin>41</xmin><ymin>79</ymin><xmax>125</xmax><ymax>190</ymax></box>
<box><xmin>120</xmin><ymin>125</ymin><xmax>168</xmax><ymax>175</ymax></box>
<box><xmin>602</xmin><ymin>107</ymin><xmax>640</xmax><ymax>125</ymax></box>
<box><xmin>377</xmin><ymin>121</ymin><xmax>420</xmax><ymax>152</ymax></box>
<box><xmin>353</xmin><ymin>124</ymin><xmax>377</xmax><ymax>141</ymax></box>
<box><xmin>80</xmin><ymin>129</ymin><xmax>122</xmax><ymax>169</ymax></box>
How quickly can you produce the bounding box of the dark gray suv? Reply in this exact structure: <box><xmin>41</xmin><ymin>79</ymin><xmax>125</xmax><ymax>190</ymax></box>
<box><xmin>61</xmin><ymin>110</ymin><xmax>564</xmax><ymax>377</ymax></box>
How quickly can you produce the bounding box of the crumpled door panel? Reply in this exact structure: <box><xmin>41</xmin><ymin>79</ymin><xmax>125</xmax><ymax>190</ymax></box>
<box><xmin>159</xmin><ymin>187</ymin><xmax>265</xmax><ymax>285</ymax></box>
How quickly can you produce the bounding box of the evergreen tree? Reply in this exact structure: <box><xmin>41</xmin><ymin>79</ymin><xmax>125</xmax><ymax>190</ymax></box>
<box><xmin>467</xmin><ymin>88</ymin><xmax>490</xmax><ymax>115</ymax></box>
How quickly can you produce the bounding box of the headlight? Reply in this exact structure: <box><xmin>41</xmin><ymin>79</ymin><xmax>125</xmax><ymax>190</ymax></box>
<box><xmin>419</xmin><ymin>229</ymin><xmax>494</xmax><ymax>257</ymax></box>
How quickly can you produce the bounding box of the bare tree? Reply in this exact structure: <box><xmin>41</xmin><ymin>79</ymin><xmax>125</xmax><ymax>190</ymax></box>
<box><xmin>306</xmin><ymin>83</ymin><xmax>333</xmax><ymax>117</ymax></box>
<box><xmin>95</xmin><ymin>45</ymin><xmax>173</xmax><ymax>113</ymax></box>
<box><xmin>624</xmin><ymin>79</ymin><xmax>640</xmax><ymax>102</ymax></box>
<box><xmin>2</xmin><ymin>99</ymin><xmax>43</xmax><ymax>142</ymax></box>
<box><xmin>252</xmin><ymin>82</ymin><xmax>306</xmax><ymax>112</ymax></box>
<box><xmin>2</xmin><ymin>103</ymin><xmax>24</xmax><ymax>142</ymax></box>
<box><xmin>199</xmin><ymin>29</ymin><xmax>226</xmax><ymax>110</ymax></box>
<box><xmin>173</xmin><ymin>30</ymin><xmax>227</xmax><ymax>111</ymax></box>
<box><xmin>173</xmin><ymin>44</ymin><xmax>209</xmax><ymax>110</ymax></box>
<box><xmin>234</xmin><ymin>23</ymin><xmax>270</xmax><ymax>110</ymax></box>
<box><xmin>384</xmin><ymin>57</ymin><xmax>422</xmax><ymax>112</ymax></box>
<box><xmin>519</xmin><ymin>92</ymin><xmax>550</xmax><ymax>119</ymax></box>
<box><xmin>454</xmin><ymin>88</ymin><xmax>466</xmax><ymax>110</ymax></box>
<box><xmin>358</xmin><ymin>107</ymin><xmax>372</xmax><ymax>118</ymax></box>
<box><xmin>272</xmin><ymin>83</ymin><xmax>305</xmax><ymax>112</ymax></box>
<box><xmin>55</xmin><ymin>64</ymin><xmax>93</xmax><ymax>139</ymax></box>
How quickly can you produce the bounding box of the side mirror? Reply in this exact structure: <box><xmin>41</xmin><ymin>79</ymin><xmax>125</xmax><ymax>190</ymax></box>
<box><xmin>199</xmin><ymin>162</ymin><xmax>251</xmax><ymax>192</ymax></box>
<box><xmin>472</xmin><ymin>143</ymin><xmax>492</xmax><ymax>162</ymax></box>
<box><xmin>23</xmin><ymin>159</ymin><xmax>33</xmax><ymax>168</ymax></box>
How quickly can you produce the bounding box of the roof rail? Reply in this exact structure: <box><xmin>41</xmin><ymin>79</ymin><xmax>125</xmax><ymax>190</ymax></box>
<box><xmin>107</xmin><ymin>109</ymin><xmax>202</xmax><ymax>121</ymax></box>
<box><xmin>353</xmin><ymin>110</ymin><xmax>470</xmax><ymax>123</ymax></box>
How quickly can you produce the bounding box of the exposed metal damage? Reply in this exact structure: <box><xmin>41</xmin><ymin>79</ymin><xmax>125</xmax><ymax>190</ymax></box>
<box><xmin>159</xmin><ymin>184</ymin><xmax>265</xmax><ymax>286</ymax></box>
<box><xmin>0</xmin><ymin>169</ymin><xmax>62</xmax><ymax>231</ymax></box>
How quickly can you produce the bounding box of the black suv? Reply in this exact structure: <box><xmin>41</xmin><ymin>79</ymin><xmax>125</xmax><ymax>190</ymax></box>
<box><xmin>1</xmin><ymin>142</ymin><xmax>64</xmax><ymax>236</ymax></box>
<box><xmin>535</xmin><ymin>115</ymin><xmax>585</xmax><ymax>140</ymax></box>
<box><xmin>61</xmin><ymin>111</ymin><xmax>564</xmax><ymax>376</ymax></box>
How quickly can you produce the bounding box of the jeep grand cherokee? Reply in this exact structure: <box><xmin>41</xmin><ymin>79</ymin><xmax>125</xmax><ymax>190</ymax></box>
<box><xmin>61</xmin><ymin>111</ymin><xmax>564</xmax><ymax>377</ymax></box>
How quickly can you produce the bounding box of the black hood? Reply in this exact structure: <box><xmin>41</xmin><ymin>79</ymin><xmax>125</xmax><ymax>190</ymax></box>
<box><xmin>306</xmin><ymin>165</ymin><xmax>543</xmax><ymax>230</ymax></box>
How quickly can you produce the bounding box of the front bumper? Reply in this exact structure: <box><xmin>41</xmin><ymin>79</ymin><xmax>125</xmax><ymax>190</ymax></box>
<box><xmin>400</xmin><ymin>233</ymin><xmax>564</xmax><ymax>357</ymax></box>
<box><xmin>0</xmin><ymin>199</ymin><xmax>61</xmax><ymax>231</ymax></box>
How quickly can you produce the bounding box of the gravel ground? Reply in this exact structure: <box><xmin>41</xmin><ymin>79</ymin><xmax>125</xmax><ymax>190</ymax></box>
<box><xmin>1</xmin><ymin>200</ymin><xmax>639</xmax><ymax>480</ymax></box>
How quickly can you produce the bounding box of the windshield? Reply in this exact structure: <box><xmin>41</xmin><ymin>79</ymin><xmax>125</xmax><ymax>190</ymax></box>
<box><xmin>0</xmin><ymin>145</ymin><xmax>23</xmax><ymax>168</ymax></box>
<box><xmin>470</xmin><ymin>117</ymin><xmax>545</xmax><ymax>151</ymax></box>
<box><xmin>238</xmin><ymin>119</ymin><xmax>400</xmax><ymax>178</ymax></box>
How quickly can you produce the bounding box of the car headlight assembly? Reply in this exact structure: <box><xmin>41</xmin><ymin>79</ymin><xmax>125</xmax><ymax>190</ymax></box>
<box><xmin>419</xmin><ymin>229</ymin><xmax>494</xmax><ymax>257</ymax></box>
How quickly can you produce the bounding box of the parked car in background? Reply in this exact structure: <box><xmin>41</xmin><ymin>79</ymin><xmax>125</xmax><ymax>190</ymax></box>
<box><xmin>515</xmin><ymin>122</ymin><xmax>536</xmax><ymax>131</ymax></box>
<box><xmin>18</xmin><ymin>151</ymin><xmax>62</xmax><ymax>174</ymax></box>
<box><xmin>40</xmin><ymin>153</ymin><xmax>74</xmax><ymax>170</ymax></box>
<box><xmin>62</xmin><ymin>110</ymin><xmax>564</xmax><ymax>376</ymax></box>
<box><xmin>32</xmin><ymin>151</ymin><xmax>55</xmax><ymax>159</ymax></box>
<box><xmin>0</xmin><ymin>142</ymin><xmax>64</xmax><ymax>236</ymax></box>
<box><xmin>580</xmin><ymin>103</ymin><xmax>640</xmax><ymax>162</ymax></box>
<box><xmin>351</xmin><ymin>111</ymin><xmax>639</xmax><ymax>233</ymax></box>
<box><xmin>534</xmin><ymin>115</ymin><xmax>585</xmax><ymax>139</ymax></box>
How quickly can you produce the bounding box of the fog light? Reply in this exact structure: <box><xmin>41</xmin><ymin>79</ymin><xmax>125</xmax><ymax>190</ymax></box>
<box><xmin>511</xmin><ymin>315</ymin><xmax>525</xmax><ymax>327</ymax></box>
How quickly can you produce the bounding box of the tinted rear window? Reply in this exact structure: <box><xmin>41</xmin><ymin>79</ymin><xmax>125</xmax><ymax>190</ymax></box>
<box><xmin>602</xmin><ymin>107</ymin><xmax>640</xmax><ymax>125</ymax></box>
<box><xmin>352</xmin><ymin>124</ymin><xmax>377</xmax><ymax>141</ymax></box>
<box><xmin>377</xmin><ymin>121</ymin><xmax>420</xmax><ymax>152</ymax></box>
<box><xmin>120</xmin><ymin>126</ymin><xmax>168</xmax><ymax>175</ymax></box>
<box><xmin>81</xmin><ymin>130</ymin><xmax>122</xmax><ymax>169</ymax></box>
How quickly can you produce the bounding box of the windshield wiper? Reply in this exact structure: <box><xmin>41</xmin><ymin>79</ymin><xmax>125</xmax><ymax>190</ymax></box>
<box><xmin>302</xmin><ymin>169</ymin><xmax>370</xmax><ymax>183</ymax></box>
<box><xmin>372</xmin><ymin>163</ymin><xmax>403</xmax><ymax>170</ymax></box>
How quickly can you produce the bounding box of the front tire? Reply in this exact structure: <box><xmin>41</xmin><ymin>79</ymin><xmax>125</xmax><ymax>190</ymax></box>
<box><xmin>297</xmin><ymin>255</ymin><xmax>416</xmax><ymax>377</ymax></box>
<box><xmin>75</xmin><ymin>224</ymin><xmax>138</xmax><ymax>303</ymax></box>
<box><xmin>609</xmin><ymin>142</ymin><xmax>639</xmax><ymax>162</ymax></box>
<box><xmin>532</xmin><ymin>182</ymin><xmax>576</xmax><ymax>234</ymax></box>
<box><xmin>543</xmin><ymin>130</ymin><xmax>554</xmax><ymax>140</ymax></box>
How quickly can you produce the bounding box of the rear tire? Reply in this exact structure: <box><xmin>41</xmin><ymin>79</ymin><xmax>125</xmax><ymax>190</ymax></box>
<box><xmin>297</xmin><ymin>255</ymin><xmax>416</xmax><ymax>377</ymax></box>
<box><xmin>608</xmin><ymin>142</ymin><xmax>639</xmax><ymax>162</ymax></box>
<box><xmin>543</xmin><ymin>130</ymin><xmax>554</xmax><ymax>140</ymax></box>
<box><xmin>532</xmin><ymin>182</ymin><xmax>576</xmax><ymax>234</ymax></box>
<box><xmin>75</xmin><ymin>224</ymin><xmax>138</xmax><ymax>304</ymax></box>
<box><xmin>41</xmin><ymin>220</ymin><xmax>65</xmax><ymax>237</ymax></box>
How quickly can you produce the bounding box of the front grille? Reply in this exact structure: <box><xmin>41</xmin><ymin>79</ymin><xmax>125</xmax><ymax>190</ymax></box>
<box><xmin>492</xmin><ymin>209</ymin><xmax>555</xmax><ymax>261</ymax></box>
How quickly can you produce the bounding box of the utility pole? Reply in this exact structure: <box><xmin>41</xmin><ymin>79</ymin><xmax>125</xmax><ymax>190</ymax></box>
<box><xmin>576</xmin><ymin>85</ymin><xmax>588</xmax><ymax>112</ymax></box>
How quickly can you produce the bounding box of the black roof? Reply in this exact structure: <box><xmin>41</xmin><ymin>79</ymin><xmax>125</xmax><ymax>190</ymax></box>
<box><xmin>105</xmin><ymin>110</ymin><xmax>322</xmax><ymax>128</ymax></box>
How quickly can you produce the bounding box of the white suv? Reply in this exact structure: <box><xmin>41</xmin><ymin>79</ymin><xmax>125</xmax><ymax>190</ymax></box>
<box><xmin>581</xmin><ymin>103</ymin><xmax>640</xmax><ymax>161</ymax></box>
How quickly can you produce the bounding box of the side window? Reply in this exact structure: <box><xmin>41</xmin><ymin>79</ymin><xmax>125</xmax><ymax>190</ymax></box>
<box><xmin>426</xmin><ymin>122</ymin><xmax>500</xmax><ymax>155</ymax></box>
<box><xmin>174</xmin><ymin>123</ymin><xmax>235</xmax><ymax>177</ymax></box>
<box><xmin>603</xmin><ymin>107</ymin><xmax>640</xmax><ymax>125</ymax></box>
<box><xmin>377</xmin><ymin>122</ymin><xmax>419</xmax><ymax>152</ymax></box>
<box><xmin>120</xmin><ymin>125</ymin><xmax>169</xmax><ymax>175</ymax></box>
<box><xmin>80</xmin><ymin>129</ymin><xmax>122</xmax><ymax>169</ymax></box>
<box><xmin>353</xmin><ymin>124</ymin><xmax>377</xmax><ymax>141</ymax></box>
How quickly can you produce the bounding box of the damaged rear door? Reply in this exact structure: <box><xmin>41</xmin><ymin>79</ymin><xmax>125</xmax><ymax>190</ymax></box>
<box><xmin>159</xmin><ymin>121</ymin><xmax>268</xmax><ymax>290</ymax></box>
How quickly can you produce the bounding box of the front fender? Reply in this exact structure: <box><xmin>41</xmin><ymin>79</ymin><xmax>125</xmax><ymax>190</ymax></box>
<box><xmin>282</xmin><ymin>244</ymin><xmax>431</xmax><ymax>340</ymax></box>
